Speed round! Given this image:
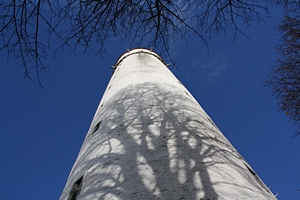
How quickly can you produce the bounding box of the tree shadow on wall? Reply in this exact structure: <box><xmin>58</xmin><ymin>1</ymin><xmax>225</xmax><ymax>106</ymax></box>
<box><xmin>63</xmin><ymin>82</ymin><xmax>272</xmax><ymax>200</ymax></box>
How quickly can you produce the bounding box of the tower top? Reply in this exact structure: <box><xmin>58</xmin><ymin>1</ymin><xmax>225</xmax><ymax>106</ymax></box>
<box><xmin>114</xmin><ymin>48</ymin><xmax>167</xmax><ymax>69</ymax></box>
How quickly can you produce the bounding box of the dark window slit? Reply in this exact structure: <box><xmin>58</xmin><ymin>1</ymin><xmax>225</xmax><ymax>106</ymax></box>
<box><xmin>92</xmin><ymin>120</ymin><xmax>102</xmax><ymax>134</ymax></box>
<box><xmin>244</xmin><ymin>163</ymin><xmax>256</xmax><ymax>176</ymax></box>
<box><xmin>67</xmin><ymin>176</ymin><xmax>83</xmax><ymax>200</ymax></box>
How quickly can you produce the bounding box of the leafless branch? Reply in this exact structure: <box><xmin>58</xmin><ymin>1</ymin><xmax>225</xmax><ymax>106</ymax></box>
<box><xmin>0</xmin><ymin>0</ymin><xmax>275</xmax><ymax>84</ymax></box>
<box><xmin>266</xmin><ymin>3</ymin><xmax>300</xmax><ymax>136</ymax></box>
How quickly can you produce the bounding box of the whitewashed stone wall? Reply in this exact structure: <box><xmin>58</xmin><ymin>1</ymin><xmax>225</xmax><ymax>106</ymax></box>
<box><xmin>60</xmin><ymin>49</ymin><xmax>276</xmax><ymax>200</ymax></box>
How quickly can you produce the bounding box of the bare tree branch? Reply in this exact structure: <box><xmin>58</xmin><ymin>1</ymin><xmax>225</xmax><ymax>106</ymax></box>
<box><xmin>266</xmin><ymin>2</ymin><xmax>300</xmax><ymax>136</ymax></box>
<box><xmin>0</xmin><ymin>0</ymin><xmax>277</xmax><ymax>84</ymax></box>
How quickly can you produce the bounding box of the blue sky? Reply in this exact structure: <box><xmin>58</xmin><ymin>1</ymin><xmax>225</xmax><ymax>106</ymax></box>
<box><xmin>0</xmin><ymin>5</ymin><xmax>299</xmax><ymax>200</ymax></box>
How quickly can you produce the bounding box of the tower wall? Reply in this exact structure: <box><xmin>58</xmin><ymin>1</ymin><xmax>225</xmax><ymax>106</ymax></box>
<box><xmin>60</xmin><ymin>49</ymin><xmax>276</xmax><ymax>199</ymax></box>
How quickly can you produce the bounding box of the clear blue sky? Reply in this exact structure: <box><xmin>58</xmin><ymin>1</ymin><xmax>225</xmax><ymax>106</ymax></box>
<box><xmin>0</xmin><ymin>5</ymin><xmax>299</xmax><ymax>200</ymax></box>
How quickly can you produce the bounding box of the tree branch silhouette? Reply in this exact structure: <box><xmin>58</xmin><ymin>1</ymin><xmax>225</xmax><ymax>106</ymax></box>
<box><xmin>0</xmin><ymin>0</ymin><xmax>276</xmax><ymax>84</ymax></box>
<box><xmin>266</xmin><ymin>2</ymin><xmax>300</xmax><ymax>136</ymax></box>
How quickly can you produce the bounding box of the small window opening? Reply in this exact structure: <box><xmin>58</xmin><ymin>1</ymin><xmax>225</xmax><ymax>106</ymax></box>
<box><xmin>68</xmin><ymin>176</ymin><xmax>83</xmax><ymax>200</ymax></box>
<box><xmin>243</xmin><ymin>163</ymin><xmax>271</xmax><ymax>193</ymax></box>
<box><xmin>207</xmin><ymin>117</ymin><xmax>216</xmax><ymax>127</ymax></box>
<box><xmin>244</xmin><ymin>163</ymin><xmax>256</xmax><ymax>176</ymax></box>
<box><xmin>92</xmin><ymin>120</ymin><xmax>102</xmax><ymax>134</ymax></box>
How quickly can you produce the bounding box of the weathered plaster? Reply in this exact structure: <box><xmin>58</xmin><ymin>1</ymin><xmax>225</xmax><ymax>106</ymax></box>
<box><xmin>60</xmin><ymin>49</ymin><xmax>276</xmax><ymax>200</ymax></box>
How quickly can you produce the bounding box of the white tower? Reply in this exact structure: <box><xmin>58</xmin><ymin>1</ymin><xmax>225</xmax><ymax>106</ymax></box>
<box><xmin>60</xmin><ymin>49</ymin><xmax>276</xmax><ymax>199</ymax></box>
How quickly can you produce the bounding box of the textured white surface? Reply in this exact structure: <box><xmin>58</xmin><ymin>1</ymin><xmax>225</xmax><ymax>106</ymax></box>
<box><xmin>60</xmin><ymin>49</ymin><xmax>276</xmax><ymax>199</ymax></box>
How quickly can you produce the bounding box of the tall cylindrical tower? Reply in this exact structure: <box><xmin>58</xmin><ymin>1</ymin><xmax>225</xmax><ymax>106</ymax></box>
<box><xmin>60</xmin><ymin>49</ymin><xmax>276</xmax><ymax>199</ymax></box>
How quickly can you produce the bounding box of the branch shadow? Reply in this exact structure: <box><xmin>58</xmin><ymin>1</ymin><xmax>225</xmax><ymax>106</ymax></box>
<box><xmin>61</xmin><ymin>75</ymin><xmax>274</xmax><ymax>199</ymax></box>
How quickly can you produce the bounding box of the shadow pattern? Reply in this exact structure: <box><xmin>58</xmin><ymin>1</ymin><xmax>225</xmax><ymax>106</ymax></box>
<box><xmin>60</xmin><ymin>51</ymin><xmax>276</xmax><ymax>200</ymax></box>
